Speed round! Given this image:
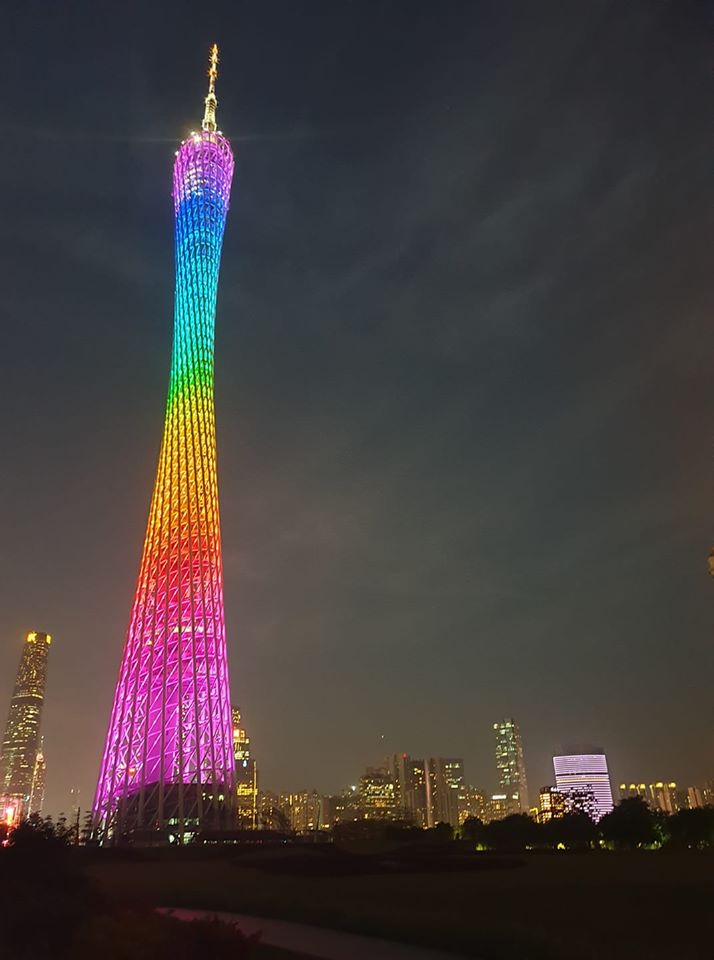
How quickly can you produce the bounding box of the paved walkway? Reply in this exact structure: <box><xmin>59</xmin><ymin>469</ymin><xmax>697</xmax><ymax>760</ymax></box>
<box><xmin>164</xmin><ymin>908</ymin><xmax>472</xmax><ymax>960</ymax></box>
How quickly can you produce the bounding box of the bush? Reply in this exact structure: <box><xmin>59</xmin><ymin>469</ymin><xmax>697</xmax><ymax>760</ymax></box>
<box><xmin>72</xmin><ymin>909</ymin><xmax>261</xmax><ymax>960</ymax></box>
<box><xmin>0</xmin><ymin>814</ymin><xmax>260</xmax><ymax>959</ymax></box>
<box><xmin>666</xmin><ymin>808</ymin><xmax>714</xmax><ymax>849</ymax></box>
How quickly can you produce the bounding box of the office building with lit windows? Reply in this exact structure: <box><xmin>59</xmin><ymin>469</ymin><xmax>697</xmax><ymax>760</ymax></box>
<box><xmin>390</xmin><ymin>754</ymin><xmax>432</xmax><ymax>826</ymax></box>
<box><xmin>553</xmin><ymin>749</ymin><xmax>613</xmax><ymax>821</ymax></box>
<box><xmin>232</xmin><ymin>707</ymin><xmax>257</xmax><ymax>827</ymax></box>
<box><xmin>539</xmin><ymin>786</ymin><xmax>566</xmax><ymax>822</ymax></box>
<box><xmin>359</xmin><ymin>767</ymin><xmax>398</xmax><ymax>819</ymax></box>
<box><xmin>0</xmin><ymin>631</ymin><xmax>52</xmax><ymax>817</ymax></box>
<box><xmin>619</xmin><ymin>781</ymin><xmax>680</xmax><ymax>814</ymax></box>
<box><xmin>458</xmin><ymin>785</ymin><xmax>488</xmax><ymax>824</ymax></box>
<box><xmin>494</xmin><ymin>718</ymin><xmax>528</xmax><ymax>815</ymax></box>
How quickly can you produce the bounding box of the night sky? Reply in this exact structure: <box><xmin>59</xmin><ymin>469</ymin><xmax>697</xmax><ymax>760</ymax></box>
<box><xmin>2</xmin><ymin>1</ymin><xmax>714</xmax><ymax>819</ymax></box>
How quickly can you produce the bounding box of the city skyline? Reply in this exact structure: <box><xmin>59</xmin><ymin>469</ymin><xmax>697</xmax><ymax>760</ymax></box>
<box><xmin>1</xmin><ymin>4</ymin><xmax>714</xmax><ymax>818</ymax></box>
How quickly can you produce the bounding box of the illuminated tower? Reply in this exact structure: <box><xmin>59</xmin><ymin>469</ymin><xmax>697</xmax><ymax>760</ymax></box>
<box><xmin>0</xmin><ymin>631</ymin><xmax>52</xmax><ymax>817</ymax></box>
<box><xmin>93</xmin><ymin>46</ymin><xmax>236</xmax><ymax>840</ymax></box>
<box><xmin>494</xmin><ymin>718</ymin><xmax>528</xmax><ymax>815</ymax></box>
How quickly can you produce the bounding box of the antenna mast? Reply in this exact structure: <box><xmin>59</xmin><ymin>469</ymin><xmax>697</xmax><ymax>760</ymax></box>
<box><xmin>202</xmin><ymin>44</ymin><xmax>219</xmax><ymax>132</ymax></box>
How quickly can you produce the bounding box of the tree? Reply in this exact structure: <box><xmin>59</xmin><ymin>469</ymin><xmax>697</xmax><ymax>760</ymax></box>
<box><xmin>81</xmin><ymin>810</ymin><xmax>95</xmax><ymax>845</ymax></box>
<box><xmin>542</xmin><ymin>811</ymin><xmax>596</xmax><ymax>850</ymax></box>
<box><xmin>482</xmin><ymin>814</ymin><xmax>538</xmax><ymax>852</ymax></box>
<box><xmin>8</xmin><ymin>813</ymin><xmax>69</xmax><ymax>850</ymax></box>
<box><xmin>599</xmin><ymin>798</ymin><xmax>657</xmax><ymax>849</ymax></box>
<box><xmin>460</xmin><ymin>816</ymin><xmax>484</xmax><ymax>843</ymax></box>
<box><xmin>431</xmin><ymin>821</ymin><xmax>454</xmax><ymax>843</ymax></box>
<box><xmin>667</xmin><ymin>807</ymin><xmax>714</xmax><ymax>849</ymax></box>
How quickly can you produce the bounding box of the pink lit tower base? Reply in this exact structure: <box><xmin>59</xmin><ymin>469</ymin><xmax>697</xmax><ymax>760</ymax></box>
<box><xmin>93</xmin><ymin>47</ymin><xmax>236</xmax><ymax>842</ymax></box>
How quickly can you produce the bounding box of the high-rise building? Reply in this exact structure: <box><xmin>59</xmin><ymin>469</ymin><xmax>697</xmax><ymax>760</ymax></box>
<box><xmin>687</xmin><ymin>786</ymin><xmax>705</xmax><ymax>809</ymax></box>
<box><xmin>619</xmin><ymin>782</ymin><xmax>647</xmax><ymax>802</ymax></box>
<box><xmin>319</xmin><ymin>794</ymin><xmax>338</xmax><ymax>829</ymax></box>
<box><xmin>29</xmin><ymin>740</ymin><xmax>46</xmax><ymax>815</ymax></box>
<box><xmin>620</xmin><ymin>780</ymin><xmax>689</xmax><ymax>814</ymax></box>
<box><xmin>394</xmin><ymin>757</ymin><xmax>431</xmax><ymax>827</ymax></box>
<box><xmin>359</xmin><ymin>767</ymin><xmax>398</xmax><ymax>819</ymax></box>
<box><xmin>648</xmin><ymin>781</ymin><xmax>678</xmax><ymax>814</ymax></box>
<box><xmin>279</xmin><ymin>791</ymin><xmax>322</xmax><ymax>833</ymax></box>
<box><xmin>424</xmin><ymin>758</ymin><xmax>464</xmax><ymax>827</ymax></box>
<box><xmin>458</xmin><ymin>785</ymin><xmax>488</xmax><ymax>825</ymax></box>
<box><xmin>232</xmin><ymin>707</ymin><xmax>257</xmax><ymax>827</ymax></box>
<box><xmin>0</xmin><ymin>631</ymin><xmax>52</xmax><ymax>817</ymax></box>
<box><xmin>620</xmin><ymin>780</ymin><xmax>680</xmax><ymax>814</ymax></box>
<box><xmin>489</xmin><ymin>794</ymin><xmax>510</xmax><ymax>821</ymax></box>
<box><xmin>538</xmin><ymin>786</ymin><xmax>566</xmax><ymax>823</ymax></box>
<box><xmin>390</xmin><ymin>754</ymin><xmax>414</xmax><ymax>820</ymax></box>
<box><xmin>494</xmin><ymin>718</ymin><xmax>528</xmax><ymax>814</ymax></box>
<box><xmin>93</xmin><ymin>47</ymin><xmax>237</xmax><ymax>841</ymax></box>
<box><xmin>553</xmin><ymin>749</ymin><xmax>614</xmax><ymax>821</ymax></box>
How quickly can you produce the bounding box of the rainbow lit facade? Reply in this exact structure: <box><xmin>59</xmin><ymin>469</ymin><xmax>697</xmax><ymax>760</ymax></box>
<box><xmin>93</xmin><ymin>51</ymin><xmax>236</xmax><ymax>840</ymax></box>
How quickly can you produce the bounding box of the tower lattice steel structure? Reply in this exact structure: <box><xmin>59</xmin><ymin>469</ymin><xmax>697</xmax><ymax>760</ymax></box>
<box><xmin>93</xmin><ymin>46</ymin><xmax>236</xmax><ymax>840</ymax></box>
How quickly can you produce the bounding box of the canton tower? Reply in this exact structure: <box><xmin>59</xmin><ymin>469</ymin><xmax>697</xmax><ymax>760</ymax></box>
<box><xmin>93</xmin><ymin>46</ymin><xmax>236</xmax><ymax>841</ymax></box>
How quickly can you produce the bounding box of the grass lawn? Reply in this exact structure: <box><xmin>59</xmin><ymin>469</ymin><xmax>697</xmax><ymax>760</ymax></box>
<box><xmin>86</xmin><ymin>847</ymin><xmax>714</xmax><ymax>960</ymax></box>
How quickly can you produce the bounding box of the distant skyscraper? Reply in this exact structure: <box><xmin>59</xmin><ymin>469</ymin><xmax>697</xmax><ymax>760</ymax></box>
<box><xmin>619</xmin><ymin>782</ymin><xmax>647</xmax><ymax>802</ymax></box>
<box><xmin>648</xmin><ymin>781</ymin><xmax>678</xmax><ymax>814</ymax></box>
<box><xmin>424</xmin><ymin>758</ymin><xmax>464</xmax><ymax>827</ymax></box>
<box><xmin>457</xmin><ymin>785</ymin><xmax>488</xmax><ymax>825</ymax></box>
<box><xmin>538</xmin><ymin>786</ymin><xmax>566</xmax><ymax>823</ymax></box>
<box><xmin>410</xmin><ymin>758</ymin><xmax>429</xmax><ymax>828</ymax></box>
<box><xmin>359</xmin><ymin>767</ymin><xmax>398</xmax><ymax>819</ymax></box>
<box><xmin>0</xmin><ymin>631</ymin><xmax>52</xmax><ymax>816</ymax></box>
<box><xmin>29</xmin><ymin>740</ymin><xmax>46</xmax><ymax>815</ymax></box>
<box><xmin>489</xmin><ymin>794</ymin><xmax>510</xmax><ymax>821</ymax></box>
<box><xmin>620</xmin><ymin>781</ymin><xmax>679</xmax><ymax>814</ymax></box>
<box><xmin>390</xmin><ymin>754</ymin><xmax>432</xmax><ymax>827</ymax></box>
<box><xmin>494</xmin><ymin>718</ymin><xmax>528</xmax><ymax>814</ymax></box>
<box><xmin>279</xmin><ymin>791</ymin><xmax>322</xmax><ymax>833</ymax></box>
<box><xmin>93</xmin><ymin>47</ymin><xmax>236</xmax><ymax>841</ymax></box>
<box><xmin>553</xmin><ymin>749</ymin><xmax>614</xmax><ymax>821</ymax></box>
<box><xmin>232</xmin><ymin>707</ymin><xmax>257</xmax><ymax>827</ymax></box>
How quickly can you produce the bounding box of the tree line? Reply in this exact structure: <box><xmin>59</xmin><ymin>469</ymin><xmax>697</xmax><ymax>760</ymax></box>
<box><xmin>460</xmin><ymin>797</ymin><xmax>714</xmax><ymax>851</ymax></box>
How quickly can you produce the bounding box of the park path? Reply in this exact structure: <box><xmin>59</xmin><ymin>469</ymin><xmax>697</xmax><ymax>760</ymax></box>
<box><xmin>164</xmin><ymin>907</ymin><xmax>473</xmax><ymax>960</ymax></box>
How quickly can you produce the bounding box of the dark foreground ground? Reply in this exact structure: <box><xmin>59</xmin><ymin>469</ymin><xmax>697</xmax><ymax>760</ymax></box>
<box><xmin>84</xmin><ymin>844</ymin><xmax>714</xmax><ymax>960</ymax></box>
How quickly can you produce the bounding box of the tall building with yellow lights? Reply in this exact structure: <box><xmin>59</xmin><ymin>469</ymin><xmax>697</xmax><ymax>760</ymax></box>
<box><xmin>494</xmin><ymin>718</ymin><xmax>528</xmax><ymax>815</ymax></box>
<box><xmin>232</xmin><ymin>706</ymin><xmax>257</xmax><ymax>826</ymax></box>
<box><xmin>0</xmin><ymin>631</ymin><xmax>52</xmax><ymax>816</ymax></box>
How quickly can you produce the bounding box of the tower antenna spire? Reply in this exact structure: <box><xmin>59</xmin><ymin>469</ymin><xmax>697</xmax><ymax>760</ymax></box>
<box><xmin>202</xmin><ymin>43</ymin><xmax>220</xmax><ymax>132</ymax></box>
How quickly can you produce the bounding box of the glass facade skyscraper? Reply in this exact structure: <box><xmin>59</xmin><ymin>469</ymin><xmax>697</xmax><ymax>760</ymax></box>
<box><xmin>0</xmin><ymin>631</ymin><xmax>52</xmax><ymax>816</ymax></box>
<box><xmin>494</xmin><ymin>718</ymin><xmax>528</xmax><ymax>814</ymax></box>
